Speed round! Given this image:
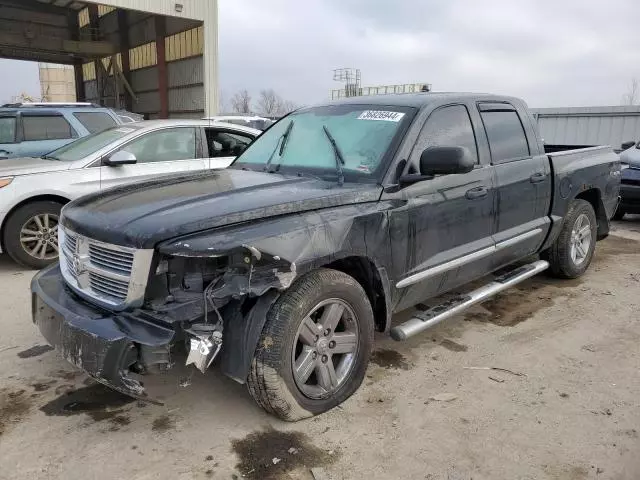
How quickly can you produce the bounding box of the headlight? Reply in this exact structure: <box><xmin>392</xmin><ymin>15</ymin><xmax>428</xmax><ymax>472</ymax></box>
<box><xmin>0</xmin><ymin>177</ymin><xmax>14</xmax><ymax>188</ymax></box>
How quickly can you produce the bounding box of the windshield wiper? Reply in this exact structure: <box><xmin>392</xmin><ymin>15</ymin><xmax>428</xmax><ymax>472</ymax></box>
<box><xmin>322</xmin><ymin>125</ymin><xmax>345</xmax><ymax>186</ymax></box>
<box><xmin>40</xmin><ymin>154</ymin><xmax>59</xmax><ymax>161</ymax></box>
<box><xmin>264</xmin><ymin>120</ymin><xmax>294</xmax><ymax>172</ymax></box>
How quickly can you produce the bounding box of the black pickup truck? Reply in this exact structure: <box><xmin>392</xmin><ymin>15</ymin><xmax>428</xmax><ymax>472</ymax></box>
<box><xmin>31</xmin><ymin>93</ymin><xmax>621</xmax><ymax>420</ymax></box>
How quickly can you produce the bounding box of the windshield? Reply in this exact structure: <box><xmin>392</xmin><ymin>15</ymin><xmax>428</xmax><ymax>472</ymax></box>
<box><xmin>44</xmin><ymin>125</ymin><xmax>141</xmax><ymax>161</ymax></box>
<box><xmin>233</xmin><ymin>104</ymin><xmax>415</xmax><ymax>179</ymax></box>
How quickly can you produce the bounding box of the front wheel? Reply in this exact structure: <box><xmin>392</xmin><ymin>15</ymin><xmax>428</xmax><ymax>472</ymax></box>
<box><xmin>542</xmin><ymin>199</ymin><xmax>597</xmax><ymax>279</ymax></box>
<box><xmin>247</xmin><ymin>269</ymin><xmax>374</xmax><ymax>421</ymax></box>
<box><xmin>3</xmin><ymin>201</ymin><xmax>63</xmax><ymax>269</ymax></box>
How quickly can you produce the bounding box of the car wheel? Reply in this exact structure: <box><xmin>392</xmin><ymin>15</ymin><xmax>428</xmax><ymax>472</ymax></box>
<box><xmin>542</xmin><ymin>199</ymin><xmax>597</xmax><ymax>279</ymax></box>
<box><xmin>612</xmin><ymin>208</ymin><xmax>626</xmax><ymax>221</ymax></box>
<box><xmin>247</xmin><ymin>268</ymin><xmax>374</xmax><ymax>421</ymax></box>
<box><xmin>4</xmin><ymin>201</ymin><xmax>63</xmax><ymax>269</ymax></box>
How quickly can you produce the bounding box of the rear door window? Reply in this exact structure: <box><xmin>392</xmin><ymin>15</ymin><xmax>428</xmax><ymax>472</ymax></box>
<box><xmin>23</xmin><ymin>115</ymin><xmax>74</xmax><ymax>141</ymax></box>
<box><xmin>0</xmin><ymin>117</ymin><xmax>16</xmax><ymax>143</ymax></box>
<box><xmin>73</xmin><ymin>112</ymin><xmax>118</xmax><ymax>133</ymax></box>
<box><xmin>479</xmin><ymin>107</ymin><xmax>530</xmax><ymax>163</ymax></box>
<box><xmin>205</xmin><ymin>128</ymin><xmax>255</xmax><ymax>157</ymax></box>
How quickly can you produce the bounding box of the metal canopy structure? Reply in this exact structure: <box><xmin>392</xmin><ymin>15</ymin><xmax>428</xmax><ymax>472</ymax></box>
<box><xmin>0</xmin><ymin>0</ymin><xmax>218</xmax><ymax>118</ymax></box>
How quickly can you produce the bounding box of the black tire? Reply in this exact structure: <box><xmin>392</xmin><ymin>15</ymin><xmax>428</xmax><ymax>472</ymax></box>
<box><xmin>3</xmin><ymin>201</ymin><xmax>63</xmax><ymax>269</ymax></box>
<box><xmin>247</xmin><ymin>268</ymin><xmax>374</xmax><ymax>421</ymax></box>
<box><xmin>541</xmin><ymin>199</ymin><xmax>597</xmax><ymax>279</ymax></box>
<box><xmin>612</xmin><ymin>208</ymin><xmax>626</xmax><ymax>221</ymax></box>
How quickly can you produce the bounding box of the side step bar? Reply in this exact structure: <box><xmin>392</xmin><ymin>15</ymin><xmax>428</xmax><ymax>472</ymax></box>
<box><xmin>390</xmin><ymin>260</ymin><xmax>549</xmax><ymax>341</ymax></box>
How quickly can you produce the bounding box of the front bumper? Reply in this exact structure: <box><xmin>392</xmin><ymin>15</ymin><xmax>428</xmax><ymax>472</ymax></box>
<box><xmin>31</xmin><ymin>264</ymin><xmax>175</xmax><ymax>400</ymax></box>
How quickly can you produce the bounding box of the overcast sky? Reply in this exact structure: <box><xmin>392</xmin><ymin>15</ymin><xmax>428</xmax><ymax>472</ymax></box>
<box><xmin>0</xmin><ymin>61</ymin><xmax>40</xmax><ymax>104</ymax></box>
<box><xmin>1</xmin><ymin>0</ymin><xmax>638</xmax><ymax>108</ymax></box>
<box><xmin>218</xmin><ymin>0</ymin><xmax>639</xmax><ymax>108</ymax></box>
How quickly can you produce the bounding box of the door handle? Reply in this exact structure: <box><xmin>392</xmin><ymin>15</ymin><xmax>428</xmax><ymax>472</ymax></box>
<box><xmin>465</xmin><ymin>186</ymin><xmax>488</xmax><ymax>200</ymax></box>
<box><xmin>530</xmin><ymin>172</ymin><xmax>546</xmax><ymax>184</ymax></box>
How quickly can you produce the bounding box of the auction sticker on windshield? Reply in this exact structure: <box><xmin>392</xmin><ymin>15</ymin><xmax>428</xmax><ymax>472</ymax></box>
<box><xmin>358</xmin><ymin>110</ymin><xmax>405</xmax><ymax>122</ymax></box>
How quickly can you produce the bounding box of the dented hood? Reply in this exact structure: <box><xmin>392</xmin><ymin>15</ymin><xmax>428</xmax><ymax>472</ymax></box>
<box><xmin>61</xmin><ymin>169</ymin><xmax>382</xmax><ymax>248</ymax></box>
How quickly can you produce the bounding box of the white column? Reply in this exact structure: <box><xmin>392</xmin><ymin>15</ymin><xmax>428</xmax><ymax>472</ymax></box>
<box><xmin>202</xmin><ymin>0</ymin><xmax>219</xmax><ymax>117</ymax></box>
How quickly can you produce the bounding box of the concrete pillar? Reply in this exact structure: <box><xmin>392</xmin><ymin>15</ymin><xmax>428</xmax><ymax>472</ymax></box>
<box><xmin>202</xmin><ymin>0</ymin><xmax>219</xmax><ymax>117</ymax></box>
<box><xmin>155</xmin><ymin>16</ymin><xmax>169</xmax><ymax>119</ymax></box>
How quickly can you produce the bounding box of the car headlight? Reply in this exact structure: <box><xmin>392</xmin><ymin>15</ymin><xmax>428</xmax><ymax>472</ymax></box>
<box><xmin>0</xmin><ymin>177</ymin><xmax>14</xmax><ymax>188</ymax></box>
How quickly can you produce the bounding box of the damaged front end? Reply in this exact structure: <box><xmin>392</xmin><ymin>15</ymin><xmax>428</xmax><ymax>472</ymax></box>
<box><xmin>31</xmin><ymin>243</ymin><xmax>297</xmax><ymax>402</ymax></box>
<box><xmin>138</xmin><ymin>244</ymin><xmax>297</xmax><ymax>380</ymax></box>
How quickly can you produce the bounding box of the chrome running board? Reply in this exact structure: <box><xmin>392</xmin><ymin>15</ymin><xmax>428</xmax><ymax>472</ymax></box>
<box><xmin>390</xmin><ymin>260</ymin><xmax>549</xmax><ymax>341</ymax></box>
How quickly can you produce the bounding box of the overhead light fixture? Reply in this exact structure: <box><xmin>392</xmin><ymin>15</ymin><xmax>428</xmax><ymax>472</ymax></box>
<box><xmin>175</xmin><ymin>3</ymin><xmax>184</xmax><ymax>12</ymax></box>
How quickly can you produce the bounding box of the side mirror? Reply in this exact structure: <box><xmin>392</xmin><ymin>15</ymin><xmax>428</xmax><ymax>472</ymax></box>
<box><xmin>105</xmin><ymin>150</ymin><xmax>137</xmax><ymax>166</ymax></box>
<box><xmin>420</xmin><ymin>146</ymin><xmax>475</xmax><ymax>176</ymax></box>
<box><xmin>621</xmin><ymin>140</ymin><xmax>636</xmax><ymax>151</ymax></box>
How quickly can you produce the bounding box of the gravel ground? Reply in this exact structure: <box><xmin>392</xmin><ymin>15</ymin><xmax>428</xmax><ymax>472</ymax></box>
<box><xmin>1</xmin><ymin>220</ymin><xmax>639</xmax><ymax>480</ymax></box>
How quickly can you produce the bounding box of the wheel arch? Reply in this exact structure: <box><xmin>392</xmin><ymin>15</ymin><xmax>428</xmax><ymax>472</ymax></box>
<box><xmin>1</xmin><ymin>194</ymin><xmax>70</xmax><ymax>250</ymax></box>
<box><xmin>322</xmin><ymin>255</ymin><xmax>392</xmax><ymax>333</ymax></box>
<box><xmin>574</xmin><ymin>188</ymin><xmax>608</xmax><ymax>240</ymax></box>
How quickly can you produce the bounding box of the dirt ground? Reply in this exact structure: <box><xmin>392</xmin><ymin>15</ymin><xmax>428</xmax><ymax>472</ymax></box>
<box><xmin>1</xmin><ymin>220</ymin><xmax>640</xmax><ymax>480</ymax></box>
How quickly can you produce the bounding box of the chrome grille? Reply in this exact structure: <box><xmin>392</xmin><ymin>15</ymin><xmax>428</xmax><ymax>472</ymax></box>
<box><xmin>64</xmin><ymin>232</ymin><xmax>77</xmax><ymax>256</ymax></box>
<box><xmin>59</xmin><ymin>226</ymin><xmax>154</xmax><ymax>310</ymax></box>
<box><xmin>89</xmin><ymin>272</ymin><xmax>129</xmax><ymax>301</ymax></box>
<box><xmin>88</xmin><ymin>244</ymin><xmax>134</xmax><ymax>275</ymax></box>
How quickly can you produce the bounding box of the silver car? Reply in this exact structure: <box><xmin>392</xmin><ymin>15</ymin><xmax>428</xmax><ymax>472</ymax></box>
<box><xmin>0</xmin><ymin>119</ymin><xmax>260</xmax><ymax>268</ymax></box>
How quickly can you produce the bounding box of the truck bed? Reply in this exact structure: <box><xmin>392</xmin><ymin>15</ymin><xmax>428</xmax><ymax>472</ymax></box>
<box><xmin>542</xmin><ymin>145</ymin><xmax>620</xmax><ymax>249</ymax></box>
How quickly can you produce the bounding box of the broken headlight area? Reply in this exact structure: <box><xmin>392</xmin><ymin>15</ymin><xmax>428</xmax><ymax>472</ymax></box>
<box><xmin>139</xmin><ymin>246</ymin><xmax>296</xmax><ymax>375</ymax></box>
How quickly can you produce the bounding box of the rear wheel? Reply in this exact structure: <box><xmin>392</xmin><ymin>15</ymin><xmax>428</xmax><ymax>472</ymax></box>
<box><xmin>4</xmin><ymin>201</ymin><xmax>63</xmax><ymax>269</ymax></box>
<box><xmin>247</xmin><ymin>269</ymin><xmax>374</xmax><ymax>421</ymax></box>
<box><xmin>542</xmin><ymin>199</ymin><xmax>597</xmax><ymax>279</ymax></box>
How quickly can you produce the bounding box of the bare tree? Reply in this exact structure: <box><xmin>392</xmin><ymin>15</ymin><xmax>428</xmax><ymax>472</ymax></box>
<box><xmin>257</xmin><ymin>89</ymin><xmax>282</xmax><ymax>116</ymax></box>
<box><xmin>621</xmin><ymin>77</ymin><xmax>639</xmax><ymax>105</ymax></box>
<box><xmin>277</xmin><ymin>99</ymin><xmax>300</xmax><ymax>116</ymax></box>
<box><xmin>218</xmin><ymin>90</ymin><xmax>228</xmax><ymax>113</ymax></box>
<box><xmin>230</xmin><ymin>89</ymin><xmax>252</xmax><ymax>113</ymax></box>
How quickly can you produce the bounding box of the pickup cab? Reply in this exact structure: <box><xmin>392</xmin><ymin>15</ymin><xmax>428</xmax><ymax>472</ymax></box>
<box><xmin>30</xmin><ymin>93</ymin><xmax>621</xmax><ymax>421</ymax></box>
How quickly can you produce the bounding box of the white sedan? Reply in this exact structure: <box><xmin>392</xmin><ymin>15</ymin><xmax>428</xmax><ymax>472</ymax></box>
<box><xmin>0</xmin><ymin>119</ymin><xmax>260</xmax><ymax>268</ymax></box>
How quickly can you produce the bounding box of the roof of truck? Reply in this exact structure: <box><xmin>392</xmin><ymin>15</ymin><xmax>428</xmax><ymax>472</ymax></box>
<box><xmin>329</xmin><ymin>92</ymin><xmax>523</xmax><ymax>108</ymax></box>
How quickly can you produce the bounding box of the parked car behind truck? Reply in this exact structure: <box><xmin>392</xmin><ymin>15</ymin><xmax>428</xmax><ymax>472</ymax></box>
<box><xmin>31</xmin><ymin>93</ymin><xmax>620</xmax><ymax>421</ymax></box>
<box><xmin>0</xmin><ymin>120</ymin><xmax>259</xmax><ymax>268</ymax></box>
<box><xmin>0</xmin><ymin>103</ymin><xmax>122</xmax><ymax>159</ymax></box>
<box><xmin>615</xmin><ymin>141</ymin><xmax>640</xmax><ymax>219</ymax></box>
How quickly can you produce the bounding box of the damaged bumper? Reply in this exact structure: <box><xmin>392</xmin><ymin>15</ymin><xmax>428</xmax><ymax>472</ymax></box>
<box><xmin>31</xmin><ymin>265</ymin><xmax>175</xmax><ymax>401</ymax></box>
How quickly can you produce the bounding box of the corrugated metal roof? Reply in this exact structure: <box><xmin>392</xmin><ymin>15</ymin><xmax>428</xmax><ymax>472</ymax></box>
<box><xmin>531</xmin><ymin>105</ymin><xmax>640</xmax><ymax>148</ymax></box>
